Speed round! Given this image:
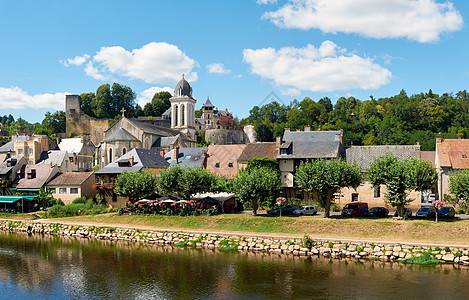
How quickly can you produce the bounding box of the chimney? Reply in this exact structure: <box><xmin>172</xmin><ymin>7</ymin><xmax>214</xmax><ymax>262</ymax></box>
<box><xmin>57</xmin><ymin>137</ymin><xmax>61</xmax><ymax>145</ymax></box>
<box><xmin>284</xmin><ymin>127</ymin><xmax>290</xmax><ymax>132</ymax></box>
<box><xmin>73</xmin><ymin>153</ymin><xmax>78</xmax><ymax>165</ymax></box>
<box><xmin>436</xmin><ymin>137</ymin><xmax>442</xmax><ymax>144</ymax></box>
<box><xmin>129</xmin><ymin>155</ymin><xmax>134</xmax><ymax>166</ymax></box>
<box><xmin>296</xmin><ymin>129</ymin><xmax>301</xmax><ymax>132</ymax></box>
<box><xmin>304</xmin><ymin>125</ymin><xmax>311</xmax><ymax>132</ymax></box>
<box><xmin>276</xmin><ymin>136</ymin><xmax>281</xmax><ymax>150</ymax></box>
<box><xmin>174</xmin><ymin>147</ymin><xmax>179</xmax><ymax>160</ymax></box>
<box><xmin>202</xmin><ymin>150</ymin><xmax>206</xmax><ymax>156</ymax></box>
<box><xmin>159</xmin><ymin>150</ymin><xmax>165</xmax><ymax>158</ymax></box>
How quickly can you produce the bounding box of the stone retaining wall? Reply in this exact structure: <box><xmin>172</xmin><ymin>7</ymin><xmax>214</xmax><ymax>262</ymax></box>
<box><xmin>1</xmin><ymin>220</ymin><xmax>468</xmax><ymax>265</ymax></box>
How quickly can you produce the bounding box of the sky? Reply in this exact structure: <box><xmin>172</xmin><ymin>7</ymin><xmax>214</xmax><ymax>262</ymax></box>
<box><xmin>0</xmin><ymin>0</ymin><xmax>467</xmax><ymax>123</ymax></box>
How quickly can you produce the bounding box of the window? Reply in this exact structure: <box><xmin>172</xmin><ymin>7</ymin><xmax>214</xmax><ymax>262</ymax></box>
<box><xmin>374</xmin><ymin>186</ymin><xmax>380</xmax><ymax>198</ymax></box>
<box><xmin>463</xmin><ymin>154</ymin><xmax>467</xmax><ymax>159</ymax></box>
<box><xmin>27</xmin><ymin>169</ymin><xmax>36</xmax><ymax>179</ymax></box>
<box><xmin>18</xmin><ymin>149</ymin><xmax>23</xmax><ymax>155</ymax></box>
<box><xmin>215</xmin><ymin>162</ymin><xmax>220</xmax><ymax>168</ymax></box>
<box><xmin>48</xmin><ymin>188</ymin><xmax>56</xmax><ymax>194</ymax></box>
<box><xmin>181</xmin><ymin>105</ymin><xmax>185</xmax><ymax>126</ymax></box>
<box><xmin>122</xmin><ymin>148</ymin><xmax>127</xmax><ymax>155</ymax></box>
<box><xmin>70</xmin><ymin>188</ymin><xmax>78</xmax><ymax>194</ymax></box>
<box><xmin>59</xmin><ymin>188</ymin><xmax>67</xmax><ymax>194</ymax></box>
<box><xmin>109</xmin><ymin>148</ymin><xmax>113</xmax><ymax>163</ymax></box>
<box><xmin>352</xmin><ymin>193</ymin><xmax>359</xmax><ymax>202</ymax></box>
<box><xmin>228</xmin><ymin>162</ymin><xmax>233</xmax><ymax>167</ymax></box>
<box><xmin>284</xmin><ymin>160</ymin><xmax>287</xmax><ymax>164</ymax></box>
<box><xmin>28</xmin><ymin>148</ymin><xmax>33</xmax><ymax>155</ymax></box>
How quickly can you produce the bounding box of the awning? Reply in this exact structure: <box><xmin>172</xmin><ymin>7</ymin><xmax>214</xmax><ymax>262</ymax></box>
<box><xmin>0</xmin><ymin>196</ymin><xmax>22</xmax><ymax>203</ymax></box>
<box><xmin>16</xmin><ymin>189</ymin><xmax>40</xmax><ymax>192</ymax></box>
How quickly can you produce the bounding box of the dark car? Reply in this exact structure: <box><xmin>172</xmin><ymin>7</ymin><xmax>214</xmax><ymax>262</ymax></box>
<box><xmin>341</xmin><ymin>202</ymin><xmax>369</xmax><ymax>217</ymax></box>
<box><xmin>368</xmin><ymin>207</ymin><xmax>389</xmax><ymax>218</ymax></box>
<box><xmin>415</xmin><ymin>206</ymin><xmax>436</xmax><ymax>219</ymax></box>
<box><xmin>438</xmin><ymin>207</ymin><xmax>455</xmax><ymax>219</ymax></box>
<box><xmin>393</xmin><ymin>208</ymin><xmax>413</xmax><ymax>218</ymax></box>
<box><xmin>267</xmin><ymin>205</ymin><xmax>299</xmax><ymax>216</ymax></box>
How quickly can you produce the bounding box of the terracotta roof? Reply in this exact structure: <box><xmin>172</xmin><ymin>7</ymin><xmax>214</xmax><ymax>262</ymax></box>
<box><xmin>47</xmin><ymin>172</ymin><xmax>93</xmax><ymax>186</ymax></box>
<box><xmin>206</xmin><ymin>144</ymin><xmax>246</xmax><ymax>179</ymax></box>
<box><xmin>420</xmin><ymin>151</ymin><xmax>436</xmax><ymax>168</ymax></box>
<box><xmin>16</xmin><ymin>164</ymin><xmax>59</xmax><ymax>190</ymax></box>
<box><xmin>238</xmin><ymin>142</ymin><xmax>277</xmax><ymax>163</ymax></box>
<box><xmin>437</xmin><ymin>139</ymin><xmax>469</xmax><ymax>169</ymax></box>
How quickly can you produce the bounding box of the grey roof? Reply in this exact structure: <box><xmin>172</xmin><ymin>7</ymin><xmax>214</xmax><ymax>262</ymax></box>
<box><xmin>102</xmin><ymin>128</ymin><xmax>140</xmax><ymax>142</ymax></box>
<box><xmin>346</xmin><ymin>145</ymin><xmax>420</xmax><ymax>172</ymax></box>
<box><xmin>95</xmin><ymin>148</ymin><xmax>169</xmax><ymax>175</ymax></box>
<box><xmin>153</xmin><ymin>136</ymin><xmax>178</xmax><ymax>148</ymax></box>
<box><xmin>0</xmin><ymin>156</ymin><xmax>22</xmax><ymax>175</ymax></box>
<box><xmin>203</xmin><ymin>98</ymin><xmax>214</xmax><ymax>107</ymax></box>
<box><xmin>129</xmin><ymin>119</ymin><xmax>193</xmax><ymax>142</ymax></box>
<box><xmin>277</xmin><ymin>130</ymin><xmax>342</xmax><ymax>159</ymax></box>
<box><xmin>164</xmin><ymin>147</ymin><xmax>208</xmax><ymax>168</ymax></box>
<box><xmin>173</xmin><ymin>76</ymin><xmax>193</xmax><ymax>98</ymax></box>
<box><xmin>36</xmin><ymin>150</ymin><xmax>68</xmax><ymax>167</ymax></box>
<box><xmin>0</xmin><ymin>135</ymin><xmax>30</xmax><ymax>153</ymax></box>
<box><xmin>195</xmin><ymin>118</ymin><xmax>204</xmax><ymax>124</ymax></box>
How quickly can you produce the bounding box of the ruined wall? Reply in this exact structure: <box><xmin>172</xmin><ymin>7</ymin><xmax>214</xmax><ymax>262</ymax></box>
<box><xmin>205</xmin><ymin>127</ymin><xmax>257</xmax><ymax>145</ymax></box>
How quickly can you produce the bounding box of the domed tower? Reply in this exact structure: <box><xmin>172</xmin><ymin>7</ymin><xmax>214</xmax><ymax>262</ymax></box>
<box><xmin>170</xmin><ymin>75</ymin><xmax>197</xmax><ymax>139</ymax></box>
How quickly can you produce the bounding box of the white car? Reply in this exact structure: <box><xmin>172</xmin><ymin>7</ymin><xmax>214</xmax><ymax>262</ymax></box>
<box><xmin>293</xmin><ymin>206</ymin><xmax>317</xmax><ymax>216</ymax></box>
<box><xmin>428</xmin><ymin>194</ymin><xmax>436</xmax><ymax>202</ymax></box>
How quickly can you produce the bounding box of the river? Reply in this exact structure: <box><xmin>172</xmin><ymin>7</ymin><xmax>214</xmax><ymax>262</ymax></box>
<box><xmin>0</xmin><ymin>231</ymin><xmax>468</xmax><ymax>299</ymax></box>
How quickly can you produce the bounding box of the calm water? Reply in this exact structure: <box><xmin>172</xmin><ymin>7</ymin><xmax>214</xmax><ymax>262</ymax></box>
<box><xmin>0</xmin><ymin>232</ymin><xmax>469</xmax><ymax>299</ymax></box>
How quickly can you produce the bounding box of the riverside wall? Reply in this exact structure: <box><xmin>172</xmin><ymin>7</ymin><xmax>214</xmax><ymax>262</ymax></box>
<box><xmin>1</xmin><ymin>220</ymin><xmax>468</xmax><ymax>265</ymax></box>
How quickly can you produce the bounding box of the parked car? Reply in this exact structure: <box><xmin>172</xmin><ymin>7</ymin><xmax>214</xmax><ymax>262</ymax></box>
<box><xmin>438</xmin><ymin>207</ymin><xmax>455</xmax><ymax>219</ymax></box>
<box><xmin>428</xmin><ymin>194</ymin><xmax>436</xmax><ymax>202</ymax></box>
<box><xmin>368</xmin><ymin>207</ymin><xmax>389</xmax><ymax>218</ymax></box>
<box><xmin>393</xmin><ymin>208</ymin><xmax>413</xmax><ymax>218</ymax></box>
<box><xmin>415</xmin><ymin>206</ymin><xmax>436</xmax><ymax>219</ymax></box>
<box><xmin>267</xmin><ymin>205</ymin><xmax>299</xmax><ymax>216</ymax></box>
<box><xmin>293</xmin><ymin>206</ymin><xmax>317</xmax><ymax>216</ymax></box>
<box><xmin>341</xmin><ymin>202</ymin><xmax>369</xmax><ymax>217</ymax></box>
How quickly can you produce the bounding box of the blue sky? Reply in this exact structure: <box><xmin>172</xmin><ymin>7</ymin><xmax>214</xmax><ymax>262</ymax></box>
<box><xmin>0</xmin><ymin>0</ymin><xmax>467</xmax><ymax>123</ymax></box>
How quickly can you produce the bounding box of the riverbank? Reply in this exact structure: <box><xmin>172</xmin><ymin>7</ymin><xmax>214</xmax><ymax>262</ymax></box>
<box><xmin>22</xmin><ymin>213</ymin><xmax>469</xmax><ymax>247</ymax></box>
<box><xmin>2</xmin><ymin>218</ymin><xmax>469</xmax><ymax>266</ymax></box>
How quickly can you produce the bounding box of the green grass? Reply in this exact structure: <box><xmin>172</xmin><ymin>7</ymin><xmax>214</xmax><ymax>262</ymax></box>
<box><xmin>399</xmin><ymin>252</ymin><xmax>441</xmax><ymax>265</ymax></box>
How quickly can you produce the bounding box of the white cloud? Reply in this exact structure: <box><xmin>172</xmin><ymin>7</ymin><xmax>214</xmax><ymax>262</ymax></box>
<box><xmin>257</xmin><ymin>0</ymin><xmax>277</xmax><ymax>4</ymax></box>
<box><xmin>206</xmin><ymin>63</ymin><xmax>231</xmax><ymax>74</ymax></box>
<box><xmin>262</xmin><ymin>0</ymin><xmax>463</xmax><ymax>43</ymax></box>
<box><xmin>60</xmin><ymin>54</ymin><xmax>90</xmax><ymax>67</ymax></box>
<box><xmin>62</xmin><ymin>42</ymin><xmax>198</xmax><ymax>84</ymax></box>
<box><xmin>233</xmin><ymin>74</ymin><xmax>243</xmax><ymax>79</ymax></box>
<box><xmin>137</xmin><ymin>86</ymin><xmax>173</xmax><ymax>108</ymax></box>
<box><xmin>243</xmin><ymin>41</ymin><xmax>392</xmax><ymax>93</ymax></box>
<box><xmin>0</xmin><ymin>87</ymin><xmax>68</xmax><ymax>110</ymax></box>
<box><xmin>280</xmin><ymin>88</ymin><xmax>301</xmax><ymax>96</ymax></box>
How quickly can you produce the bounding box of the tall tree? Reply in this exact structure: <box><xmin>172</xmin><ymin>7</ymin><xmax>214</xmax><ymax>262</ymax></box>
<box><xmin>368</xmin><ymin>155</ymin><xmax>437</xmax><ymax>217</ymax></box>
<box><xmin>295</xmin><ymin>159</ymin><xmax>362</xmax><ymax>218</ymax></box>
<box><xmin>111</xmin><ymin>83</ymin><xmax>136</xmax><ymax>117</ymax></box>
<box><xmin>114</xmin><ymin>171</ymin><xmax>156</xmax><ymax>203</ymax></box>
<box><xmin>94</xmin><ymin>84</ymin><xmax>113</xmax><ymax>118</ymax></box>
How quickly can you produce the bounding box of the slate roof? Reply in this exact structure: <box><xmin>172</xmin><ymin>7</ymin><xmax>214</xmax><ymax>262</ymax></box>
<box><xmin>206</xmin><ymin>144</ymin><xmax>246</xmax><ymax>178</ymax></box>
<box><xmin>0</xmin><ymin>156</ymin><xmax>23</xmax><ymax>175</ymax></box>
<box><xmin>47</xmin><ymin>172</ymin><xmax>93</xmax><ymax>186</ymax></box>
<box><xmin>128</xmin><ymin>119</ymin><xmax>194</xmax><ymax>142</ymax></box>
<box><xmin>238</xmin><ymin>142</ymin><xmax>277</xmax><ymax>163</ymax></box>
<box><xmin>152</xmin><ymin>136</ymin><xmax>178</xmax><ymax>148</ymax></box>
<box><xmin>437</xmin><ymin>139</ymin><xmax>469</xmax><ymax>169</ymax></box>
<box><xmin>203</xmin><ymin>98</ymin><xmax>214</xmax><ymax>107</ymax></box>
<box><xmin>195</xmin><ymin>118</ymin><xmax>204</xmax><ymax>124</ymax></box>
<box><xmin>16</xmin><ymin>164</ymin><xmax>58</xmax><ymax>190</ymax></box>
<box><xmin>346</xmin><ymin>145</ymin><xmax>420</xmax><ymax>172</ymax></box>
<box><xmin>164</xmin><ymin>147</ymin><xmax>208</xmax><ymax>168</ymax></box>
<box><xmin>36</xmin><ymin>150</ymin><xmax>68</xmax><ymax>167</ymax></box>
<box><xmin>94</xmin><ymin>148</ymin><xmax>169</xmax><ymax>175</ymax></box>
<box><xmin>0</xmin><ymin>136</ymin><xmax>30</xmax><ymax>153</ymax></box>
<box><xmin>173</xmin><ymin>76</ymin><xmax>194</xmax><ymax>98</ymax></box>
<box><xmin>102</xmin><ymin>128</ymin><xmax>140</xmax><ymax>142</ymax></box>
<box><xmin>277</xmin><ymin>130</ymin><xmax>343</xmax><ymax>159</ymax></box>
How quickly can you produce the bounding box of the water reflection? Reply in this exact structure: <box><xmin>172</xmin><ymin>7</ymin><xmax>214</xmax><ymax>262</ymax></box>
<box><xmin>0</xmin><ymin>232</ymin><xmax>468</xmax><ymax>299</ymax></box>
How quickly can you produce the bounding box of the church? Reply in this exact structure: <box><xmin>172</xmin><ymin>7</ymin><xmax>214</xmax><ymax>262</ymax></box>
<box><xmin>66</xmin><ymin>75</ymin><xmax>198</xmax><ymax>168</ymax></box>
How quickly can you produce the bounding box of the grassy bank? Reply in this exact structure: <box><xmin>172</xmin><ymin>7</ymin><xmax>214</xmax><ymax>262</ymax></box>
<box><xmin>41</xmin><ymin>213</ymin><xmax>469</xmax><ymax>246</ymax></box>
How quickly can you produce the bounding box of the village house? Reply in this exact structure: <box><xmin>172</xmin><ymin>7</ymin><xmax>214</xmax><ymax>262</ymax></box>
<box><xmin>341</xmin><ymin>145</ymin><xmax>428</xmax><ymax>211</ymax></box>
<box><xmin>277</xmin><ymin>127</ymin><xmax>344</xmax><ymax>199</ymax></box>
<box><xmin>205</xmin><ymin>144</ymin><xmax>247</xmax><ymax>179</ymax></box>
<box><xmin>47</xmin><ymin>172</ymin><xmax>96</xmax><ymax>205</ymax></box>
<box><xmin>15</xmin><ymin>164</ymin><xmax>59</xmax><ymax>194</ymax></box>
<box><xmin>0</xmin><ymin>135</ymin><xmax>57</xmax><ymax>165</ymax></box>
<box><xmin>94</xmin><ymin>148</ymin><xmax>169</xmax><ymax>208</ymax></box>
<box><xmin>237</xmin><ymin>142</ymin><xmax>278</xmax><ymax>171</ymax></box>
<box><xmin>435</xmin><ymin>138</ymin><xmax>469</xmax><ymax>198</ymax></box>
<box><xmin>58</xmin><ymin>137</ymin><xmax>95</xmax><ymax>172</ymax></box>
<box><xmin>36</xmin><ymin>150</ymin><xmax>73</xmax><ymax>173</ymax></box>
<box><xmin>0</xmin><ymin>156</ymin><xmax>27</xmax><ymax>194</ymax></box>
<box><xmin>164</xmin><ymin>147</ymin><xmax>208</xmax><ymax>169</ymax></box>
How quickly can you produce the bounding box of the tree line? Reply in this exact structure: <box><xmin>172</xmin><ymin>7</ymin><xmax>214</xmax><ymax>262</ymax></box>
<box><xmin>241</xmin><ymin>89</ymin><xmax>469</xmax><ymax>151</ymax></box>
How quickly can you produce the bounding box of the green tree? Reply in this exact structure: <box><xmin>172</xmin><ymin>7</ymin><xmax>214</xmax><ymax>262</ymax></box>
<box><xmin>157</xmin><ymin>165</ymin><xmax>217</xmax><ymax>199</ymax></box>
<box><xmin>295</xmin><ymin>159</ymin><xmax>362</xmax><ymax>218</ymax></box>
<box><xmin>80</xmin><ymin>92</ymin><xmax>96</xmax><ymax>117</ymax></box>
<box><xmin>111</xmin><ymin>83</ymin><xmax>136</xmax><ymax>117</ymax></box>
<box><xmin>368</xmin><ymin>155</ymin><xmax>437</xmax><ymax>217</ymax></box>
<box><xmin>245</xmin><ymin>157</ymin><xmax>280</xmax><ymax>176</ymax></box>
<box><xmin>35</xmin><ymin>111</ymin><xmax>66</xmax><ymax>139</ymax></box>
<box><xmin>94</xmin><ymin>84</ymin><xmax>113</xmax><ymax>118</ymax></box>
<box><xmin>449</xmin><ymin>170</ymin><xmax>469</xmax><ymax>209</ymax></box>
<box><xmin>114</xmin><ymin>171</ymin><xmax>156</xmax><ymax>203</ymax></box>
<box><xmin>38</xmin><ymin>187</ymin><xmax>54</xmax><ymax>208</ymax></box>
<box><xmin>231</xmin><ymin>167</ymin><xmax>282</xmax><ymax>215</ymax></box>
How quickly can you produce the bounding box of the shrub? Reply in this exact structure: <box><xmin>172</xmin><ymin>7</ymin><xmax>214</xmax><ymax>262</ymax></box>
<box><xmin>302</xmin><ymin>234</ymin><xmax>314</xmax><ymax>249</ymax></box>
<box><xmin>400</xmin><ymin>251</ymin><xmax>441</xmax><ymax>265</ymax></box>
<box><xmin>72</xmin><ymin>196</ymin><xmax>87</xmax><ymax>204</ymax></box>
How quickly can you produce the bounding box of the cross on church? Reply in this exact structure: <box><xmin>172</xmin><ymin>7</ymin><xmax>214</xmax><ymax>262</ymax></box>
<box><xmin>121</xmin><ymin>107</ymin><xmax>126</xmax><ymax>117</ymax></box>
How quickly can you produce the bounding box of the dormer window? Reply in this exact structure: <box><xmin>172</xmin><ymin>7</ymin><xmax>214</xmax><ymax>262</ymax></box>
<box><xmin>215</xmin><ymin>162</ymin><xmax>220</xmax><ymax>168</ymax></box>
<box><xmin>228</xmin><ymin>162</ymin><xmax>233</xmax><ymax>167</ymax></box>
<box><xmin>118</xmin><ymin>160</ymin><xmax>131</xmax><ymax>167</ymax></box>
<box><xmin>27</xmin><ymin>169</ymin><xmax>36</xmax><ymax>179</ymax></box>
<box><xmin>463</xmin><ymin>154</ymin><xmax>467</xmax><ymax>159</ymax></box>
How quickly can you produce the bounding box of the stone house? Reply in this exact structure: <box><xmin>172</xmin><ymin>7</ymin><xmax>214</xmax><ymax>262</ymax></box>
<box><xmin>47</xmin><ymin>172</ymin><xmax>97</xmax><ymax>205</ymax></box>
<box><xmin>36</xmin><ymin>150</ymin><xmax>74</xmax><ymax>173</ymax></box>
<box><xmin>58</xmin><ymin>137</ymin><xmax>95</xmax><ymax>172</ymax></box>
<box><xmin>0</xmin><ymin>135</ymin><xmax>57</xmax><ymax>165</ymax></box>
<box><xmin>164</xmin><ymin>147</ymin><xmax>208</xmax><ymax>169</ymax></box>
<box><xmin>435</xmin><ymin>138</ymin><xmax>469</xmax><ymax>198</ymax></box>
<box><xmin>237</xmin><ymin>142</ymin><xmax>278</xmax><ymax>171</ymax></box>
<box><xmin>205</xmin><ymin>144</ymin><xmax>247</xmax><ymax>179</ymax></box>
<box><xmin>0</xmin><ymin>156</ymin><xmax>27</xmax><ymax>194</ymax></box>
<box><xmin>341</xmin><ymin>145</ymin><xmax>425</xmax><ymax>211</ymax></box>
<box><xmin>94</xmin><ymin>148</ymin><xmax>169</xmax><ymax>208</ymax></box>
<box><xmin>15</xmin><ymin>164</ymin><xmax>60</xmax><ymax>194</ymax></box>
<box><xmin>277</xmin><ymin>127</ymin><xmax>344</xmax><ymax>199</ymax></box>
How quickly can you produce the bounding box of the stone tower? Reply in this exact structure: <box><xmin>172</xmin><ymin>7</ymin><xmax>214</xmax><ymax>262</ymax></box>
<box><xmin>170</xmin><ymin>75</ymin><xmax>196</xmax><ymax>139</ymax></box>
